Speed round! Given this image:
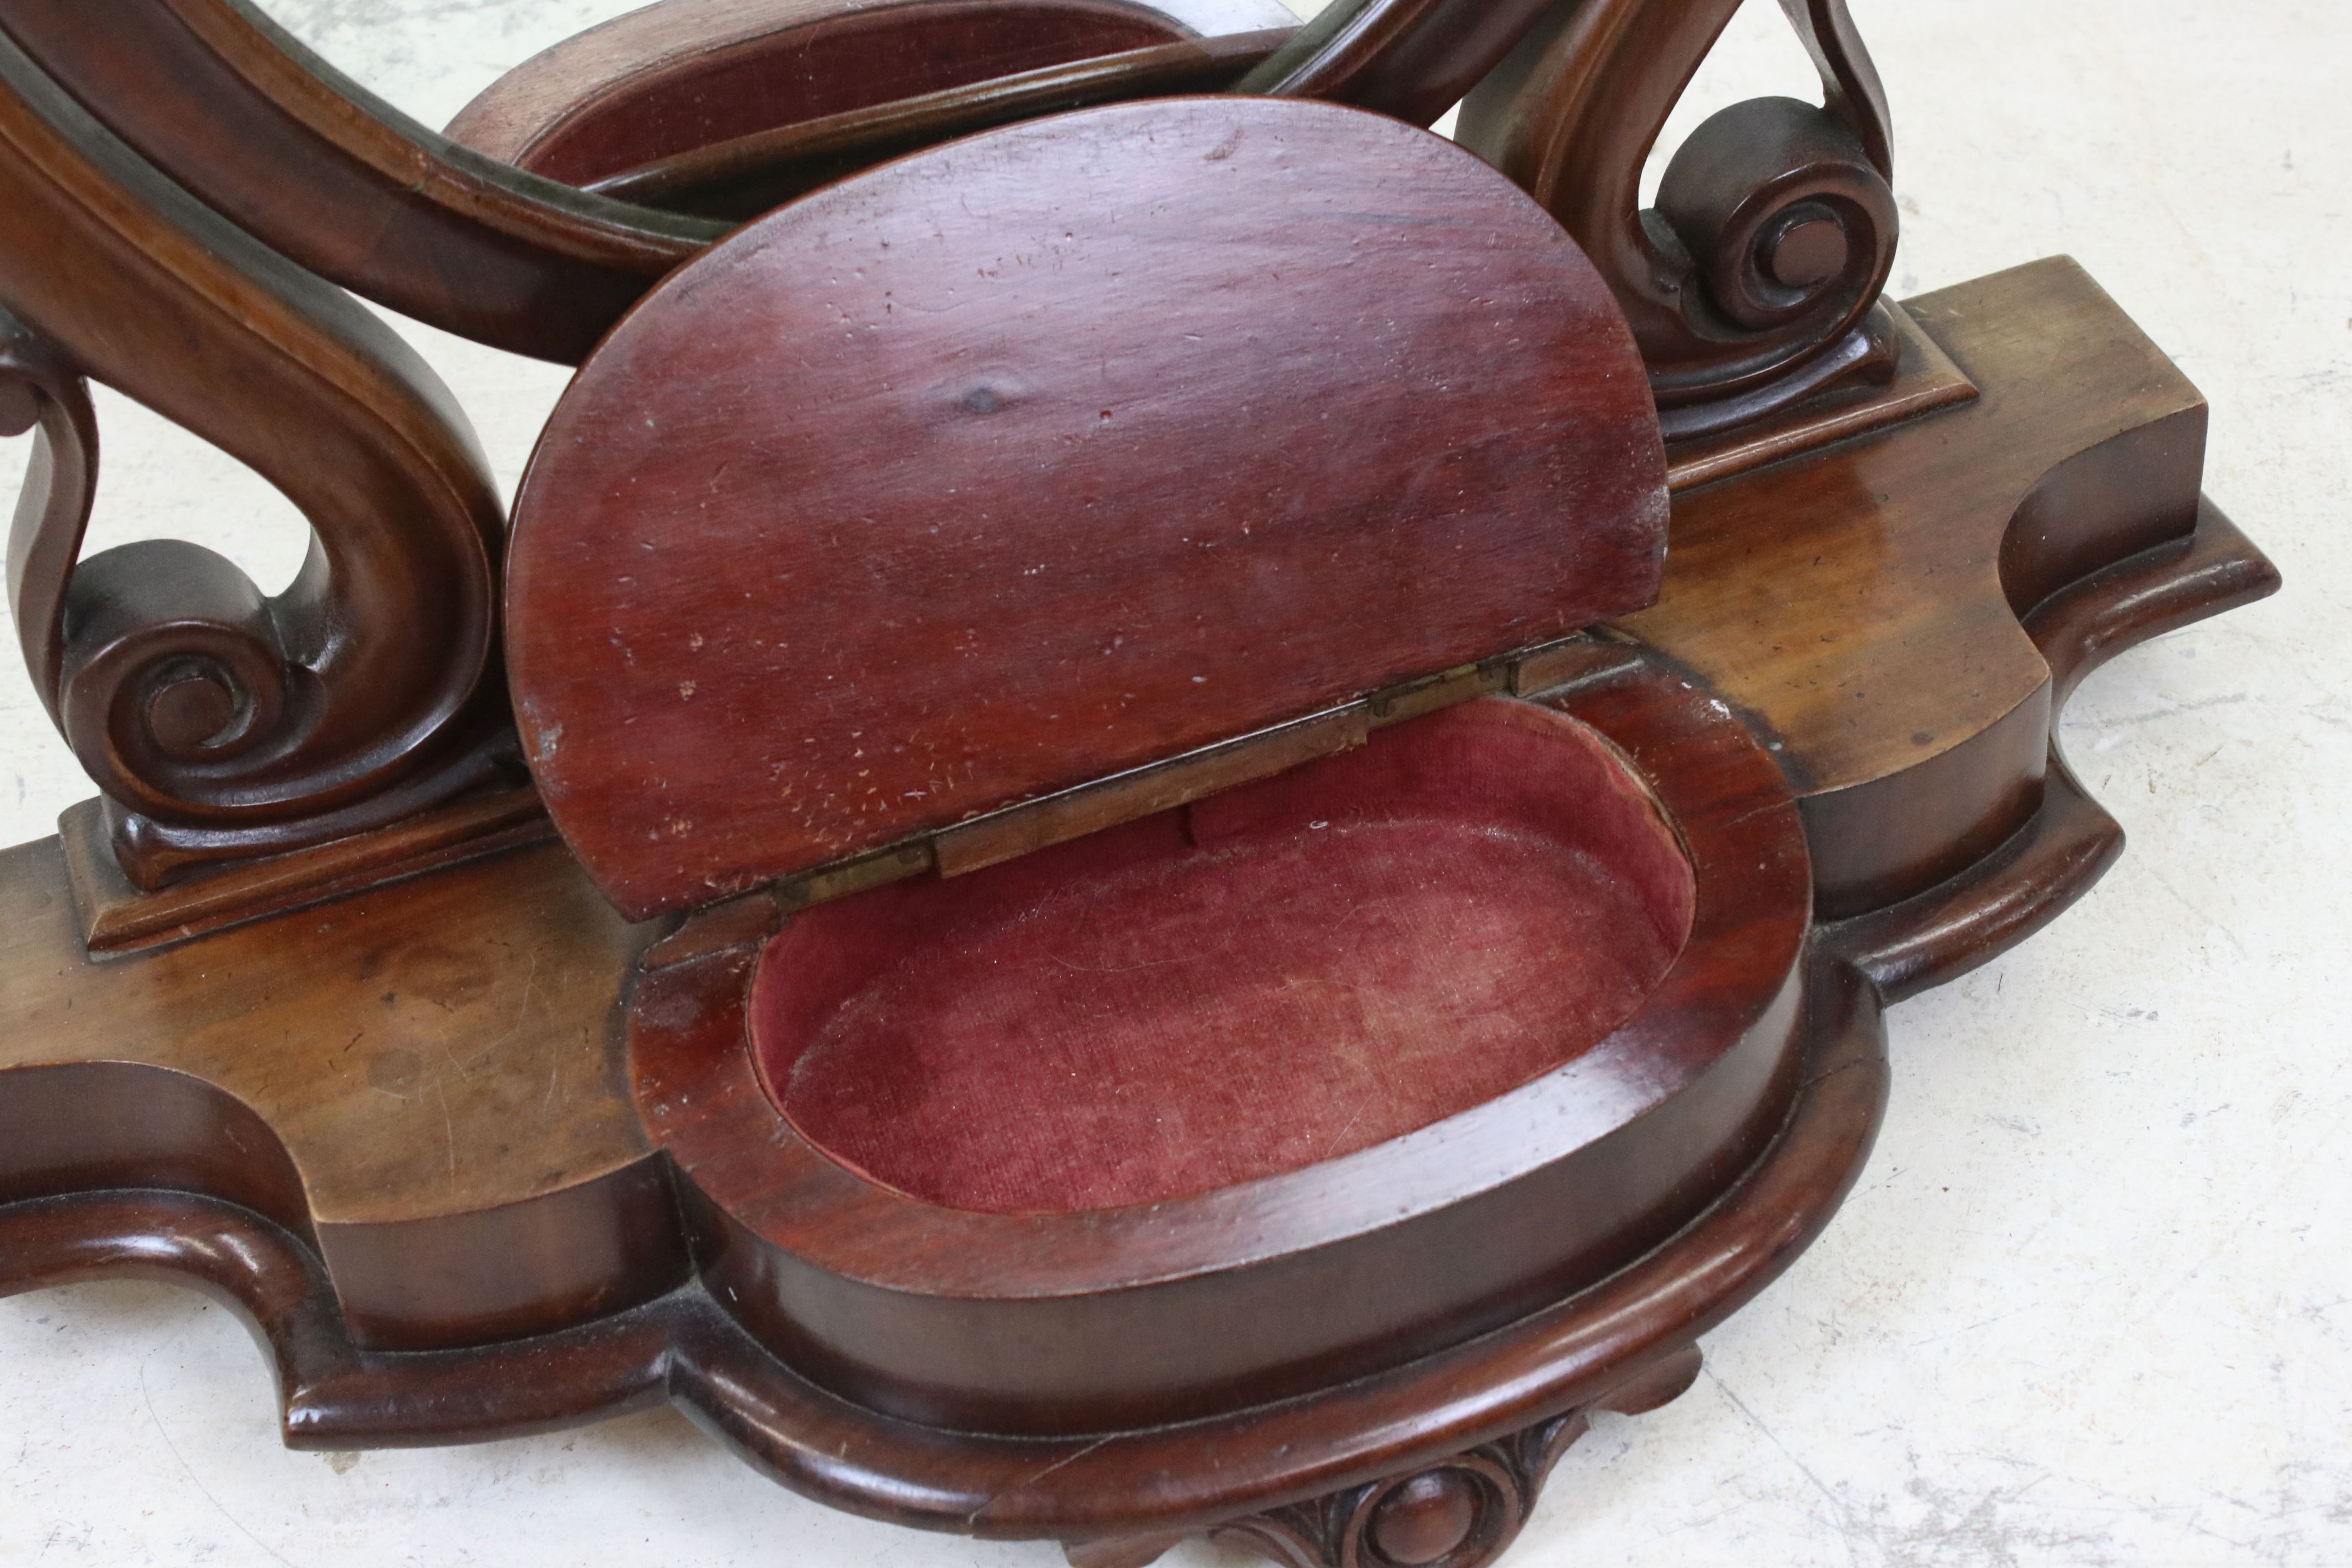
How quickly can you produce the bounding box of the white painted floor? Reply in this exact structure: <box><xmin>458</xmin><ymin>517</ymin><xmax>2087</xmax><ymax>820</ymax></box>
<box><xmin>3</xmin><ymin>2</ymin><xmax>2347</xmax><ymax>1563</ymax></box>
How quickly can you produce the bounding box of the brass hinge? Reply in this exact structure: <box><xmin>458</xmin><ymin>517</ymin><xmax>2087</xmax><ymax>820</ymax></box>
<box><xmin>766</xmin><ymin>632</ymin><xmax>1601</xmax><ymax>913</ymax></box>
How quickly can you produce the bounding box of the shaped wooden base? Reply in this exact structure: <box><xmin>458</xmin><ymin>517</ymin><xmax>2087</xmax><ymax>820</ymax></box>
<box><xmin>0</xmin><ymin>258</ymin><xmax>2278</xmax><ymax>1565</ymax></box>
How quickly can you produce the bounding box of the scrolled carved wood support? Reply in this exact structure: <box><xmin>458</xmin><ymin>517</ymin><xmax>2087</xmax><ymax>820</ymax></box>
<box><xmin>1457</xmin><ymin>0</ymin><xmax>1899</xmax><ymax>439</ymax></box>
<box><xmin>0</xmin><ymin>34</ymin><xmax>510</xmax><ymax>887</ymax></box>
<box><xmin>0</xmin><ymin>305</ymin><xmax>94</xmax><ymax>728</ymax></box>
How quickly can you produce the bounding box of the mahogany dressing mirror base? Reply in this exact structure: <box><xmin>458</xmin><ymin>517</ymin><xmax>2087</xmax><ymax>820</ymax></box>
<box><xmin>0</xmin><ymin>5</ymin><xmax>2278</xmax><ymax>1567</ymax></box>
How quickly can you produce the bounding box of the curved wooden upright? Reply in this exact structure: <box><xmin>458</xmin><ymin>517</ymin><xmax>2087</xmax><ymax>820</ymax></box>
<box><xmin>0</xmin><ymin>33</ymin><xmax>511</xmax><ymax>883</ymax></box>
<box><xmin>0</xmin><ymin>0</ymin><xmax>718</xmax><ymax>362</ymax></box>
<box><xmin>449</xmin><ymin>0</ymin><xmax>1293</xmax><ymax>185</ymax></box>
<box><xmin>1458</xmin><ymin>0</ymin><xmax>1901</xmax><ymax>436</ymax></box>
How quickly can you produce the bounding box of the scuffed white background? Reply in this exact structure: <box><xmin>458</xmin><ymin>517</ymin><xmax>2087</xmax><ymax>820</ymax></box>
<box><xmin>3</xmin><ymin>1</ymin><xmax>2347</xmax><ymax>1563</ymax></box>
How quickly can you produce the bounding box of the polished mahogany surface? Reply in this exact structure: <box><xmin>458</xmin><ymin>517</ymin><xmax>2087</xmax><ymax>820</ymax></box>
<box><xmin>574</xmin><ymin>28</ymin><xmax>1299</xmax><ymax>221</ymax></box>
<box><xmin>449</xmin><ymin>0</ymin><xmax>1211</xmax><ymax>185</ymax></box>
<box><xmin>0</xmin><ymin>243</ymin><xmax>2281</xmax><ymax>1552</ymax></box>
<box><xmin>755</xmin><ymin>699</ymin><xmax>1693</xmax><ymax>1213</ymax></box>
<box><xmin>633</xmin><ymin>645</ymin><xmax>1809</xmax><ymax>1433</ymax></box>
<box><xmin>508</xmin><ymin>96</ymin><xmax>1668</xmax><ymax>920</ymax></box>
<box><xmin>0</xmin><ymin>0</ymin><xmax>720</xmax><ymax>365</ymax></box>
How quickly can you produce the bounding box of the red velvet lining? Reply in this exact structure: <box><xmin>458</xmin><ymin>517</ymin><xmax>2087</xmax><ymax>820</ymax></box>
<box><xmin>750</xmin><ymin>700</ymin><xmax>1695</xmax><ymax>1215</ymax></box>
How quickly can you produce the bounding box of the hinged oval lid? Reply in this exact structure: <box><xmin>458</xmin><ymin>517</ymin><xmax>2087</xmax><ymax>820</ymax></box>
<box><xmin>508</xmin><ymin>97</ymin><xmax>1667</xmax><ymax>921</ymax></box>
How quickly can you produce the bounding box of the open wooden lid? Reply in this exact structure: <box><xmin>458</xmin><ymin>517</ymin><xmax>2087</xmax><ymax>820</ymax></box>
<box><xmin>507</xmin><ymin>97</ymin><xmax>1667</xmax><ymax>921</ymax></box>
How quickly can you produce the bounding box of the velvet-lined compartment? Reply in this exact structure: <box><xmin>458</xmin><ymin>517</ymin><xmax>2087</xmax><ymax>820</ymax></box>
<box><xmin>749</xmin><ymin>700</ymin><xmax>1696</xmax><ymax>1216</ymax></box>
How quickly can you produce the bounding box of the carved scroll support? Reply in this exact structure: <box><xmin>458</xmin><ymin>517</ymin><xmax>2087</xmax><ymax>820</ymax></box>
<box><xmin>1203</xmin><ymin>0</ymin><xmax>1912</xmax><ymax>441</ymax></box>
<box><xmin>1067</xmin><ymin>1345</ymin><xmax>1707</xmax><ymax>1568</ymax></box>
<box><xmin>1457</xmin><ymin>0</ymin><xmax>1900</xmax><ymax>440</ymax></box>
<box><xmin>0</xmin><ymin>32</ymin><xmax>511</xmax><ymax>890</ymax></box>
<box><xmin>1</xmin><ymin>305</ymin><xmax>94</xmax><ymax>725</ymax></box>
<box><xmin>0</xmin><ymin>0</ymin><xmax>1915</xmax><ymax>909</ymax></box>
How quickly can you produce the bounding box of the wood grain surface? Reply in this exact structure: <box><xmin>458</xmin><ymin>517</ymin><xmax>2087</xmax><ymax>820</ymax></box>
<box><xmin>0</xmin><ymin>0</ymin><xmax>722</xmax><ymax>362</ymax></box>
<box><xmin>579</xmin><ymin>27</ymin><xmax>1296</xmax><ymax>220</ymax></box>
<box><xmin>0</xmin><ymin>259</ymin><xmax>2265</xmax><ymax>1360</ymax></box>
<box><xmin>447</xmin><ymin>0</ymin><xmax>1252</xmax><ymax>184</ymax></box>
<box><xmin>508</xmin><ymin>96</ymin><xmax>1667</xmax><ymax>919</ymax></box>
<box><xmin>0</xmin><ymin>837</ymin><xmax>669</xmax><ymax>1346</ymax></box>
<box><xmin>631</xmin><ymin>648</ymin><xmax>1806</xmax><ymax>1432</ymax></box>
<box><xmin>0</xmin><ymin>257</ymin><xmax>2279</xmax><ymax>1554</ymax></box>
<box><xmin>1237</xmin><ymin>0</ymin><xmax>1567</xmax><ymax>127</ymax></box>
<box><xmin>1624</xmin><ymin>257</ymin><xmax>2214</xmax><ymax>916</ymax></box>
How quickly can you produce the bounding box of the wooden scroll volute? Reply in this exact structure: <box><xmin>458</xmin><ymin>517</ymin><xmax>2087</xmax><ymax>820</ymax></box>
<box><xmin>0</xmin><ymin>0</ymin><xmax>1904</xmax><ymax>899</ymax></box>
<box><xmin>2</xmin><ymin>0</ymin><xmax>1902</xmax><ymax>423</ymax></box>
<box><xmin>1455</xmin><ymin>0</ymin><xmax>1899</xmax><ymax>437</ymax></box>
<box><xmin>0</xmin><ymin>35</ymin><xmax>507</xmax><ymax>886</ymax></box>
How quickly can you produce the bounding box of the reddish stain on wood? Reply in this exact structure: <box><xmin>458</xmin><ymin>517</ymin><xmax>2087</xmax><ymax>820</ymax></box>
<box><xmin>508</xmin><ymin>97</ymin><xmax>1666</xmax><ymax>918</ymax></box>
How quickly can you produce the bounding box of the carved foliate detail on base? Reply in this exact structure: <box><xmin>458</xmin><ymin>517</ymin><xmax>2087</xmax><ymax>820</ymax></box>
<box><xmin>1212</xmin><ymin>1442</ymin><xmax>1540</xmax><ymax>1568</ymax></box>
<box><xmin>1195</xmin><ymin>1346</ymin><xmax>1705</xmax><ymax>1568</ymax></box>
